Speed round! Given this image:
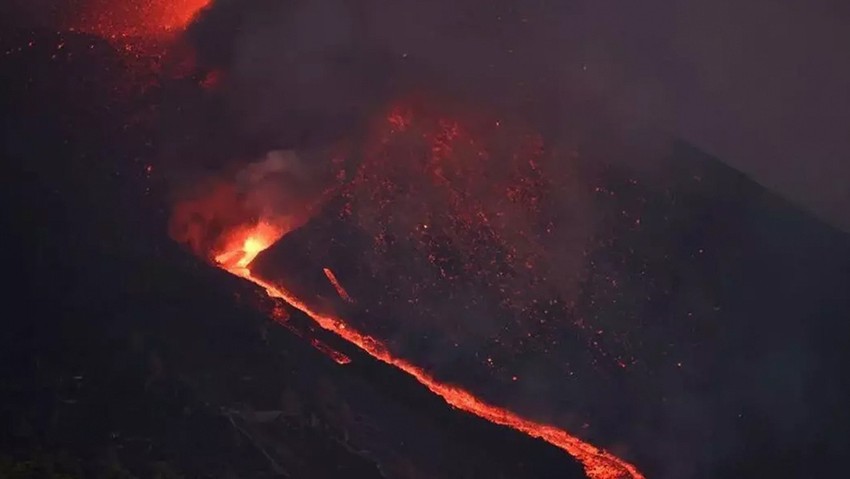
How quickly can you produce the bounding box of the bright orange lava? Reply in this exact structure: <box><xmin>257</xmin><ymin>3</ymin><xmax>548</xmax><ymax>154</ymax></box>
<box><xmin>213</xmin><ymin>221</ymin><xmax>285</xmax><ymax>275</ymax></box>
<box><xmin>215</xmin><ymin>227</ymin><xmax>645</xmax><ymax>479</ymax></box>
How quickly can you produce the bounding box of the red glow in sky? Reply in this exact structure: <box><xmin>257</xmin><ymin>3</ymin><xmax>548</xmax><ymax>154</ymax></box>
<box><xmin>73</xmin><ymin>0</ymin><xmax>211</xmax><ymax>38</ymax></box>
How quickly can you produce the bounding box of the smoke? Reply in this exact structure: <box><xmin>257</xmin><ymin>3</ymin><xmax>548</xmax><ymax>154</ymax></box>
<box><xmin>167</xmin><ymin>0</ymin><xmax>685</xmax><ymax>173</ymax></box>
<box><xmin>235</xmin><ymin>149</ymin><xmax>327</xmax><ymax>221</ymax></box>
<box><xmin>168</xmin><ymin>149</ymin><xmax>326</xmax><ymax>258</ymax></box>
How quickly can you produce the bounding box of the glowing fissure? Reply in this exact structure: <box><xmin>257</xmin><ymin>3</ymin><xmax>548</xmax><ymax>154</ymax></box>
<box><xmin>309</xmin><ymin>338</ymin><xmax>353</xmax><ymax>365</ymax></box>
<box><xmin>323</xmin><ymin>267</ymin><xmax>355</xmax><ymax>303</ymax></box>
<box><xmin>215</xmin><ymin>229</ymin><xmax>645</xmax><ymax>479</ymax></box>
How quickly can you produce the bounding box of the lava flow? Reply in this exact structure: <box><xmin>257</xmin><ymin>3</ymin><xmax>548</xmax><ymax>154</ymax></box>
<box><xmin>323</xmin><ymin>267</ymin><xmax>355</xmax><ymax>303</ymax></box>
<box><xmin>212</xmin><ymin>225</ymin><xmax>645</xmax><ymax>479</ymax></box>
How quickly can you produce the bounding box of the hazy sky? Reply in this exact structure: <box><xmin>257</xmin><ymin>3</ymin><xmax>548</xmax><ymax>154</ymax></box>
<box><xmin>6</xmin><ymin>0</ymin><xmax>849</xmax><ymax>231</ymax></box>
<box><xmin>489</xmin><ymin>0</ymin><xmax>849</xmax><ymax>231</ymax></box>
<box><xmin>194</xmin><ymin>0</ymin><xmax>850</xmax><ymax>231</ymax></box>
<box><xmin>631</xmin><ymin>1</ymin><xmax>850</xmax><ymax>231</ymax></box>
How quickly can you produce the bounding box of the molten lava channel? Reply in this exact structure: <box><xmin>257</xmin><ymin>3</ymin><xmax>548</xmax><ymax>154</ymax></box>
<box><xmin>323</xmin><ymin>267</ymin><xmax>355</xmax><ymax>303</ymax></box>
<box><xmin>212</xmin><ymin>226</ymin><xmax>645</xmax><ymax>479</ymax></box>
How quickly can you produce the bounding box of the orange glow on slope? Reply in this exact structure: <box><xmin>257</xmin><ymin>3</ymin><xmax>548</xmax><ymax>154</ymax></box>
<box><xmin>323</xmin><ymin>267</ymin><xmax>355</xmax><ymax>303</ymax></box>
<box><xmin>213</xmin><ymin>226</ymin><xmax>645</xmax><ymax>479</ymax></box>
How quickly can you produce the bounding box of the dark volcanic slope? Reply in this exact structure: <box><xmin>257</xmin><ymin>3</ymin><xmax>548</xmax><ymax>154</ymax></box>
<box><xmin>1</xmin><ymin>30</ymin><xmax>586</xmax><ymax>479</ymax></box>
<box><xmin>253</xmin><ymin>138</ymin><xmax>850</xmax><ymax>478</ymax></box>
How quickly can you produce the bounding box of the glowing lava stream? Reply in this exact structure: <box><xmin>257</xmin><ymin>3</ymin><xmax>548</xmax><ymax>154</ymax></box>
<box><xmin>215</xmin><ymin>230</ymin><xmax>645</xmax><ymax>479</ymax></box>
<box><xmin>323</xmin><ymin>267</ymin><xmax>355</xmax><ymax>303</ymax></box>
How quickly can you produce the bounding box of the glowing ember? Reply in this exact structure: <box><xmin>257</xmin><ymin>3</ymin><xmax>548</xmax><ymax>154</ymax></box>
<box><xmin>323</xmin><ymin>267</ymin><xmax>355</xmax><ymax>303</ymax></box>
<box><xmin>212</xmin><ymin>225</ymin><xmax>645</xmax><ymax>479</ymax></box>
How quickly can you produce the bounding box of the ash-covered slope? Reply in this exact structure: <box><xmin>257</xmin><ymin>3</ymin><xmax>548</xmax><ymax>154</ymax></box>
<box><xmin>0</xmin><ymin>30</ymin><xmax>587</xmax><ymax>479</ymax></box>
<box><xmin>252</xmin><ymin>138</ymin><xmax>850</xmax><ymax>478</ymax></box>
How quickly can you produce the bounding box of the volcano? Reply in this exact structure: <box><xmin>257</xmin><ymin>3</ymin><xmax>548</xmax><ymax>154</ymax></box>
<box><xmin>210</xmin><ymin>106</ymin><xmax>850</xmax><ymax>478</ymax></box>
<box><xmin>3</xmin><ymin>14</ymin><xmax>850</xmax><ymax>479</ymax></box>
